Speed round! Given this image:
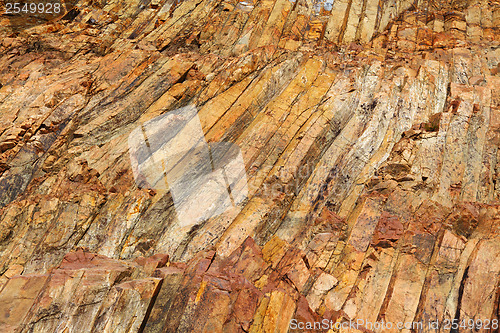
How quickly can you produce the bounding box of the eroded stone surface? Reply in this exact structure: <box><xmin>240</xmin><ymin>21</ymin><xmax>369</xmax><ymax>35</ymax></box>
<box><xmin>0</xmin><ymin>0</ymin><xmax>499</xmax><ymax>331</ymax></box>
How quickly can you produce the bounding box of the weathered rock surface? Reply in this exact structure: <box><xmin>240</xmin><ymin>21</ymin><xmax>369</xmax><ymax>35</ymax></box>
<box><xmin>0</xmin><ymin>0</ymin><xmax>499</xmax><ymax>331</ymax></box>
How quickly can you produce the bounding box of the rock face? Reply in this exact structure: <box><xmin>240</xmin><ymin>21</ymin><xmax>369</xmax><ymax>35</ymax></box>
<box><xmin>0</xmin><ymin>0</ymin><xmax>499</xmax><ymax>331</ymax></box>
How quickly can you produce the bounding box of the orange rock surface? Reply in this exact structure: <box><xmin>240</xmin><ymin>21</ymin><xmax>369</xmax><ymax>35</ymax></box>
<box><xmin>0</xmin><ymin>0</ymin><xmax>499</xmax><ymax>331</ymax></box>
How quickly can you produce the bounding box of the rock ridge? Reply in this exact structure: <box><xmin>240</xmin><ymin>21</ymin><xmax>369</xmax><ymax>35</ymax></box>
<box><xmin>0</xmin><ymin>0</ymin><xmax>499</xmax><ymax>331</ymax></box>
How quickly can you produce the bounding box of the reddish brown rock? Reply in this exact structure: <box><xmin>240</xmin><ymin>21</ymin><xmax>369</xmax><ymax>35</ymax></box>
<box><xmin>371</xmin><ymin>212</ymin><xmax>404</xmax><ymax>248</ymax></box>
<box><xmin>0</xmin><ymin>0</ymin><xmax>499</xmax><ymax>331</ymax></box>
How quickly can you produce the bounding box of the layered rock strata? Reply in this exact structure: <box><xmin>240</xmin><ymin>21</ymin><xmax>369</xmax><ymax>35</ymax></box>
<box><xmin>0</xmin><ymin>0</ymin><xmax>499</xmax><ymax>331</ymax></box>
